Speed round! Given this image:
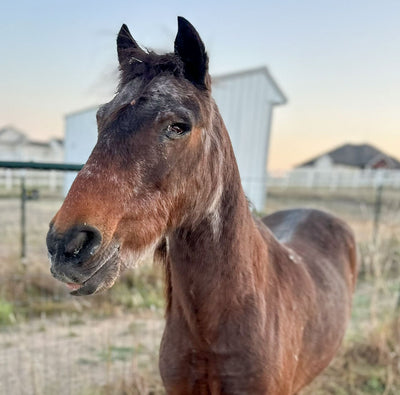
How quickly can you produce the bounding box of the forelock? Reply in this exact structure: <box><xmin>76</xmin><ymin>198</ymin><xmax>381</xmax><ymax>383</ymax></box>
<box><xmin>119</xmin><ymin>49</ymin><xmax>185</xmax><ymax>88</ymax></box>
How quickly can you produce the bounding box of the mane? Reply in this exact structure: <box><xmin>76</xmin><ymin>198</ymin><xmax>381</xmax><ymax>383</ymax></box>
<box><xmin>153</xmin><ymin>237</ymin><xmax>172</xmax><ymax>314</ymax></box>
<box><xmin>119</xmin><ymin>48</ymin><xmax>185</xmax><ymax>88</ymax></box>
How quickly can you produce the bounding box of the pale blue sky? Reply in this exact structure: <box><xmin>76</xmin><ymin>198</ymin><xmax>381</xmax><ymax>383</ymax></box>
<box><xmin>1</xmin><ymin>0</ymin><xmax>399</xmax><ymax>169</ymax></box>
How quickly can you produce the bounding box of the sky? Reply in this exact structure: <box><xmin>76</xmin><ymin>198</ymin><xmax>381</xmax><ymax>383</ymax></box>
<box><xmin>0</xmin><ymin>0</ymin><xmax>399</xmax><ymax>170</ymax></box>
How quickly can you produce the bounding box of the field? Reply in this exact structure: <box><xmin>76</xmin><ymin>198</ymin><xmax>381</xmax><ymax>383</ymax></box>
<box><xmin>0</xmin><ymin>185</ymin><xmax>399</xmax><ymax>394</ymax></box>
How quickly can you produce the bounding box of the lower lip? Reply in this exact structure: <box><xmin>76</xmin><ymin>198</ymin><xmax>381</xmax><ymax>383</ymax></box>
<box><xmin>66</xmin><ymin>283</ymin><xmax>82</xmax><ymax>291</ymax></box>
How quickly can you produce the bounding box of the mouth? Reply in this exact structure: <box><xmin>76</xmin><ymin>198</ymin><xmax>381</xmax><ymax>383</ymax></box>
<box><xmin>70</xmin><ymin>258</ymin><xmax>121</xmax><ymax>296</ymax></box>
<box><xmin>66</xmin><ymin>282</ymin><xmax>82</xmax><ymax>291</ymax></box>
<box><xmin>52</xmin><ymin>245</ymin><xmax>122</xmax><ymax>296</ymax></box>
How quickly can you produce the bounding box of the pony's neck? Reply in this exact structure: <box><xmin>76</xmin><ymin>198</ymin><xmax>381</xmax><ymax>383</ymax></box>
<box><xmin>166</xmin><ymin>128</ymin><xmax>269</xmax><ymax>340</ymax></box>
<box><xmin>169</xmin><ymin>175</ymin><xmax>253</xmax><ymax>266</ymax></box>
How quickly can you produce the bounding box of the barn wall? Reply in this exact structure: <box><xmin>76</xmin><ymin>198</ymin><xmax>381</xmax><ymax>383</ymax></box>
<box><xmin>64</xmin><ymin>107</ymin><xmax>98</xmax><ymax>195</ymax></box>
<box><xmin>212</xmin><ymin>72</ymin><xmax>276</xmax><ymax>210</ymax></box>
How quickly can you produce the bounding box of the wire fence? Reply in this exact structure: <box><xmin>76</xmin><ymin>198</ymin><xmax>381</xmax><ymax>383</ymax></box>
<box><xmin>0</xmin><ymin>168</ymin><xmax>400</xmax><ymax>394</ymax></box>
<box><xmin>0</xmin><ymin>167</ymin><xmax>165</xmax><ymax>394</ymax></box>
<box><xmin>268</xmin><ymin>168</ymin><xmax>400</xmax><ymax>189</ymax></box>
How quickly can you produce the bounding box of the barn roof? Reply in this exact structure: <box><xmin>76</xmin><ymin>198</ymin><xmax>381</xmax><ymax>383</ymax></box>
<box><xmin>298</xmin><ymin>143</ymin><xmax>400</xmax><ymax>169</ymax></box>
<box><xmin>213</xmin><ymin>66</ymin><xmax>287</xmax><ymax>105</ymax></box>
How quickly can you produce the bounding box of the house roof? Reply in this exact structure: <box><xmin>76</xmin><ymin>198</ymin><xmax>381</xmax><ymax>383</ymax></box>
<box><xmin>298</xmin><ymin>143</ymin><xmax>400</xmax><ymax>169</ymax></box>
<box><xmin>29</xmin><ymin>141</ymin><xmax>52</xmax><ymax>147</ymax></box>
<box><xmin>0</xmin><ymin>126</ymin><xmax>25</xmax><ymax>137</ymax></box>
<box><xmin>0</xmin><ymin>126</ymin><xmax>63</xmax><ymax>147</ymax></box>
<box><xmin>0</xmin><ymin>126</ymin><xmax>27</xmax><ymax>144</ymax></box>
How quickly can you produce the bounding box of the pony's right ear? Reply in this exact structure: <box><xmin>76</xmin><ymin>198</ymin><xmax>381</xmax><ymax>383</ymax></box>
<box><xmin>174</xmin><ymin>17</ymin><xmax>209</xmax><ymax>89</ymax></box>
<box><xmin>117</xmin><ymin>24</ymin><xmax>144</xmax><ymax>65</ymax></box>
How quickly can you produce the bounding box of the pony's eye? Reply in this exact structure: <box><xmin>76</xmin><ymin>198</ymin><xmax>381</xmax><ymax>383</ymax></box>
<box><xmin>165</xmin><ymin>123</ymin><xmax>192</xmax><ymax>139</ymax></box>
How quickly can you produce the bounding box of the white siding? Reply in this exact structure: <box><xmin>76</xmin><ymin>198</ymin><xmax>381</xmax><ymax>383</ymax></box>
<box><xmin>212</xmin><ymin>69</ymin><xmax>284</xmax><ymax>210</ymax></box>
<box><xmin>64</xmin><ymin>107</ymin><xmax>98</xmax><ymax>195</ymax></box>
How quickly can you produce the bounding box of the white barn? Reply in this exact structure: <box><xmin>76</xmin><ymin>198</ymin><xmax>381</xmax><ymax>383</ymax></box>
<box><xmin>64</xmin><ymin>67</ymin><xmax>286</xmax><ymax>211</ymax></box>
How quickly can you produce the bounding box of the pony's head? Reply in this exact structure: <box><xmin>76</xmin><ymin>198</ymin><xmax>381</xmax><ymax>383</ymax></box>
<box><xmin>47</xmin><ymin>17</ymin><xmax>227</xmax><ymax>295</ymax></box>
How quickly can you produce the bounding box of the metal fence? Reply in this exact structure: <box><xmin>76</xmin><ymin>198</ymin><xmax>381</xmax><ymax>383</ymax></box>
<box><xmin>1</xmin><ymin>164</ymin><xmax>400</xmax><ymax>394</ymax></box>
<box><xmin>0</xmin><ymin>162</ymin><xmax>83</xmax><ymax>193</ymax></box>
<box><xmin>0</xmin><ymin>165</ymin><xmax>164</xmax><ymax>394</ymax></box>
<box><xmin>268</xmin><ymin>168</ymin><xmax>400</xmax><ymax>189</ymax></box>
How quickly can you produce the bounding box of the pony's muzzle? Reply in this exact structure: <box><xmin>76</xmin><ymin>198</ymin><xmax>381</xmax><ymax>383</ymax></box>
<box><xmin>47</xmin><ymin>222</ymin><xmax>122</xmax><ymax>295</ymax></box>
<box><xmin>47</xmin><ymin>224</ymin><xmax>102</xmax><ymax>269</ymax></box>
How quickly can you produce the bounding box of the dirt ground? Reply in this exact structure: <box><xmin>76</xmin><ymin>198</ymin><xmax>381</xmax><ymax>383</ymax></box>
<box><xmin>0</xmin><ymin>197</ymin><xmax>165</xmax><ymax>395</ymax></box>
<box><xmin>0</xmin><ymin>189</ymin><xmax>399</xmax><ymax>394</ymax></box>
<box><xmin>0</xmin><ymin>312</ymin><xmax>164</xmax><ymax>395</ymax></box>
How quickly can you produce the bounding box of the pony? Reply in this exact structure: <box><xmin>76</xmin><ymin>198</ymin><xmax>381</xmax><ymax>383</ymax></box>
<box><xmin>47</xmin><ymin>17</ymin><xmax>357</xmax><ymax>394</ymax></box>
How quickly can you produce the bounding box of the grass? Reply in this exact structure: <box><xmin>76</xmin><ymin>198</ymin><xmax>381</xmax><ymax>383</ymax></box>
<box><xmin>79</xmin><ymin>375</ymin><xmax>165</xmax><ymax>395</ymax></box>
<box><xmin>0</xmin><ymin>298</ymin><xmax>15</xmax><ymax>326</ymax></box>
<box><xmin>303</xmin><ymin>315</ymin><xmax>400</xmax><ymax>394</ymax></box>
<box><xmin>0</xmin><ymin>253</ymin><xmax>165</xmax><ymax>326</ymax></box>
<box><xmin>1</xmin><ymin>189</ymin><xmax>400</xmax><ymax>393</ymax></box>
<box><xmin>107</xmin><ymin>265</ymin><xmax>165</xmax><ymax>311</ymax></box>
<box><xmin>98</xmin><ymin>345</ymin><xmax>137</xmax><ymax>363</ymax></box>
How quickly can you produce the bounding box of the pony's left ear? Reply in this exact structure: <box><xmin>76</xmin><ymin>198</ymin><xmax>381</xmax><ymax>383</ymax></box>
<box><xmin>117</xmin><ymin>24</ymin><xmax>145</xmax><ymax>65</ymax></box>
<box><xmin>174</xmin><ymin>17</ymin><xmax>209</xmax><ymax>89</ymax></box>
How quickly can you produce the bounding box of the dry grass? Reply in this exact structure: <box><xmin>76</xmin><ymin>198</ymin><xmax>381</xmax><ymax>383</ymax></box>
<box><xmin>302</xmin><ymin>315</ymin><xmax>400</xmax><ymax>395</ymax></box>
<box><xmin>87</xmin><ymin>374</ymin><xmax>165</xmax><ymax>395</ymax></box>
<box><xmin>0</xmin><ymin>187</ymin><xmax>399</xmax><ymax>394</ymax></box>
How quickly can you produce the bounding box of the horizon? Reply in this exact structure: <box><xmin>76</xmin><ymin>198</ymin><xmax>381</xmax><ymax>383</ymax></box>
<box><xmin>2</xmin><ymin>123</ymin><xmax>398</xmax><ymax>171</ymax></box>
<box><xmin>1</xmin><ymin>0</ymin><xmax>399</xmax><ymax>171</ymax></box>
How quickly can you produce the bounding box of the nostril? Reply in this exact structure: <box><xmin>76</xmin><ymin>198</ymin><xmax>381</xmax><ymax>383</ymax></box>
<box><xmin>46</xmin><ymin>227</ymin><xmax>57</xmax><ymax>257</ymax></box>
<box><xmin>64</xmin><ymin>226</ymin><xmax>102</xmax><ymax>261</ymax></box>
<box><xmin>65</xmin><ymin>231</ymin><xmax>88</xmax><ymax>257</ymax></box>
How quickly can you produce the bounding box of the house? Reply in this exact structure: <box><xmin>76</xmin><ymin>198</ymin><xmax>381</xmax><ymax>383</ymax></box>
<box><xmin>0</xmin><ymin>126</ymin><xmax>64</xmax><ymax>163</ymax></box>
<box><xmin>266</xmin><ymin>143</ymin><xmax>400</xmax><ymax>189</ymax></box>
<box><xmin>0</xmin><ymin>126</ymin><xmax>64</xmax><ymax>191</ymax></box>
<box><xmin>297</xmin><ymin>143</ymin><xmax>400</xmax><ymax>170</ymax></box>
<box><xmin>64</xmin><ymin>66</ymin><xmax>286</xmax><ymax>211</ymax></box>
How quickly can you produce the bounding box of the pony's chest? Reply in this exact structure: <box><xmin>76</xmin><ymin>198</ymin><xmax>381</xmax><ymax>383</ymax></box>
<box><xmin>159</xmin><ymin>346</ymin><xmax>214</xmax><ymax>394</ymax></box>
<box><xmin>159</xmin><ymin>352</ymin><xmax>266</xmax><ymax>395</ymax></box>
<box><xmin>159</xmin><ymin>330</ymin><xmax>276</xmax><ymax>394</ymax></box>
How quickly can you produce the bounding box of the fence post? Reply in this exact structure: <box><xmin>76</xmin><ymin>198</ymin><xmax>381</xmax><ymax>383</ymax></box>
<box><xmin>6</xmin><ymin>169</ymin><xmax>12</xmax><ymax>190</ymax></box>
<box><xmin>372</xmin><ymin>183</ymin><xmax>383</xmax><ymax>244</ymax></box>
<box><xmin>49</xmin><ymin>170</ymin><xmax>57</xmax><ymax>192</ymax></box>
<box><xmin>20</xmin><ymin>173</ymin><xmax>27</xmax><ymax>261</ymax></box>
